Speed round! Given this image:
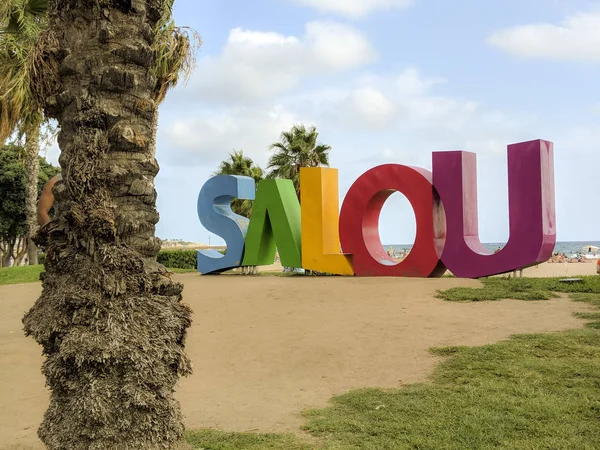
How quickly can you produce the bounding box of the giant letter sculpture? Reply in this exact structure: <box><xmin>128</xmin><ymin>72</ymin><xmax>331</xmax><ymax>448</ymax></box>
<box><xmin>432</xmin><ymin>139</ymin><xmax>556</xmax><ymax>278</ymax></box>
<box><xmin>300</xmin><ymin>167</ymin><xmax>354</xmax><ymax>275</ymax></box>
<box><xmin>242</xmin><ymin>179</ymin><xmax>302</xmax><ymax>268</ymax></box>
<box><xmin>339</xmin><ymin>164</ymin><xmax>447</xmax><ymax>277</ymax></box>
<box><xmin>197</xmin><ymin>175</ymin><xmax>255</xmax><ymax>274</ymax></box>
<box><xmin>195</xmin><ymin>139</ymin><xmax>556</xmax><ymax>278</ymax></box>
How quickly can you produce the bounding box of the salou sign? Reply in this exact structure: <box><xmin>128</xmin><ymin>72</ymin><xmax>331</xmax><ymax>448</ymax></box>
<box><xmin>196</xmin><ymin>139</ymin><xmax>556</xmax><ymax>278</ymax></box>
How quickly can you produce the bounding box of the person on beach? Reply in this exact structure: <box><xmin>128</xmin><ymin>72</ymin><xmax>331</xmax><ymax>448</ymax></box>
<box><xmin>37</xmin><ymin>174</ymin><xmax>61</xmax><ymax>226</ymax></box>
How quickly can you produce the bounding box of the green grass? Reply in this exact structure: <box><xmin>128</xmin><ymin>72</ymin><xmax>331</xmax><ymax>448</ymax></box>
<box><xmin>167</xmin><ymin>267</ymin><xmax>198</xmax><ymax>274</ymax></box>
<box><xmin>0</xmin><ymin>265</ymin><xmax>317</xmax><ymax>284</ymax></box>
<box><xmin>186</xmin><ymin>292</ymin><xmax>600</xmax><ymax>449</ymax></box>
<box><xmin>0</xmin><ymin>265</ymin><xmax>198</xmax><ymax>283</ymax></box>
<box><xmin>185</xmin><ymin>430</ymin><xmax>313</xmax><ymax>450</ymax></box>
<box><xmin>302</xmin><ymin>327</ymin><xmax>600</xmax><ymax>450</ymax></box>
<box><xmin>437</xmin><ymin>276</ymin><xmax>600</xmax><ymax>302</ymax></box>
<box><xmin>574</xmin><ymin>311</ymin><xmax>600</xmax><ymax>321</ymax></box>
<box><xmin>571</xmin><ymin>293</ymin><xmax>600</xmax><ymax>308</ymax></box>
<box><xmin>0</xmin><ymin>265</ymin><xmax>43</xmax><ymax>285</ymax></box>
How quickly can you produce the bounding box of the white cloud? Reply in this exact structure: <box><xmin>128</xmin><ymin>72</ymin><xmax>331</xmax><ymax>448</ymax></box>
<box><xmin>299</xmin><ymin>68</ymin><xmax>482</xmax><ymax>133</ymax></box>
<box><xmin>304</xmin><ymin>22</ymin><xmax>377</xmax><ymax>70</ymax></box>
<box><xmin>289</xmin><ymin>0</ymin><xmax>413</xmax><ymax>19</ymax></box>
<box><xmin>394</xmin><ymin>68</ymin><xmax>445</xmax><ymax>98</ymax></box>
<box><xmin>488</xmin><ymin>11</ymin><xmax>600</xmax><ymax>62</ymax></box>
<box><xmin>186</xmin><ymin>21</ymin><xmax>376</xmax><ymax>104</ymax></box>
<box><xmin>158</xmin><ymin>105</ymin><xmax>303</xmax><ymax>168</ymax></box>
<box><xmin>228</xmin><ymin>28</ymin><xmax>300</xmax><ymax>47</ymax></box>
<box><xmin>337</xmin><ymin>86</ymin><xmax>397</xmax><ymax>128</ymax></box>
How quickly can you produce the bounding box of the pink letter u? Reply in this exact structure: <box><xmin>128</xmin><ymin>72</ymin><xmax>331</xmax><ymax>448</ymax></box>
<box><xmin>432</xmin><ymin>139</ymin><xmax>556</xmax><ymax>278</ymax></box>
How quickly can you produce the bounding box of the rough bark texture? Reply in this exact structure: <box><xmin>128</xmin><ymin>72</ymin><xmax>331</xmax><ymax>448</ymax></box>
<box><xmin>25</xmin><ymin>121</ymin><xmax>41</xmax><ymax>265</ymax></box>
<box><xmin>23</xmin><ymin>1</ymin><xmax>193</xmax><ymax>449</ymax></box>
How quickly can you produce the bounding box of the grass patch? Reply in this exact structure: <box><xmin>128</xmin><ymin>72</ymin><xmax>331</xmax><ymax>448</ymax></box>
<box><xmin>185</xmin><ymin>430</ymin><xmax>312</xmax><ymax>450</ymax></box>
<box><xmin>437</xmin><ymin>276</ymin><xmax>600</xmax><ymax>302</ymax></box>
<box><xmin>0</xmin><ymin>265</ymin><xmax>43</xmax><ymax>285</ymax></box>
<box><xmin>187</xmin><ymin>293</ymin><xmax>600</xmax><ymax>449</ymax></box>
<box><xmin>188</xmin><ymin>328</ymin><xmax>600</xmax><ymax>449</ymax></box>
<box><xmin>429</xmin><ymin>346</ymin><xmax>466</xmax><ymax>356</ymax></box>
<box><xmin>168</xmin><ymin>267</ymin><xmax>198</xmax><ymax>274</ymax></box>
<box><xmin>574</xmin><ymin>311</ymin><xmax>600</xmax><ymax>321</ymax></box>
<box><xmin>571</xmin><ymin>293</ymin><xmax>600</xmax><ymax>308</ymax></box>
<box><xmin>301</xmin><ymin>327</ymin><xmax>600</xmax><ymax>450</ymax></box>
<box><xmin>0</xmin><ymin>265</ymin><xmax>199</xmax><ymax>284</ymax></box>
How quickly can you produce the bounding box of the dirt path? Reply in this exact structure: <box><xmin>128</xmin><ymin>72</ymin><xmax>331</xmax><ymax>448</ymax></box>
<box><xmin>0</xmin><ymin>275</ymin><xmax>592</xmax><ymax>449</ymax></box>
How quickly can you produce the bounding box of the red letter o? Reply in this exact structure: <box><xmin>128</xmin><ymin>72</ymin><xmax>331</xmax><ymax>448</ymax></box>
<box><xmin>339</xmin><ymin>164</ymin><xmax>446</xmax><ymax>277</ymax></box>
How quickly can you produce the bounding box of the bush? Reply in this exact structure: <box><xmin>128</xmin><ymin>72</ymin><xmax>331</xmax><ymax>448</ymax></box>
<box><xmin>157</xmin><ymin>249</ymin><xmax>197</xmax><ymax>269</ymax></box>
<box><xmin>38</xmin><ymin>253</ymin><xmax>45</xmax><ymax>265</ymax></box>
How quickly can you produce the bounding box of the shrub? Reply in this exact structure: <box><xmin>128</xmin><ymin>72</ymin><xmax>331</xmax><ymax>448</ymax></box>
<box><xmin>157</xmin><ymin>249</ymin><xmax>197</xmax><ymax>269</ymax></box>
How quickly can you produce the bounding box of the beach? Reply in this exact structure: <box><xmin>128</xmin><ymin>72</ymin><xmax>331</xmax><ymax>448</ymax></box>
<box><xmin>517</xmin><ymin>260</ymin><xmax>598</xmax><ymax>277</ymax></box>
<box><xmin>0</xmin><ymin>263</ymin><xmax>597</xmax><ymax>449</ymax></box>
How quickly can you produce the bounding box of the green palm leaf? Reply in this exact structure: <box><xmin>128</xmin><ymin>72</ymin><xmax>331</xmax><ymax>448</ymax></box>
<box><xmin>0</xmin><ymin>0</ymin><xmax>48</xmax><ymax>142</ymax></box>
<box><xmin>266</xmin><ymin>124</ymin><xmax>332</xmax><ymax>198</ymax></box>
<box><xmin>214</xmin><ymin>150</ymin><xmax>264</xmax><ymax>218</ymax></box>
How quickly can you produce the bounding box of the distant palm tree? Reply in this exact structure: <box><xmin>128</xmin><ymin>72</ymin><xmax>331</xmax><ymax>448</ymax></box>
<box><xmin>215</xmin><ymin>150</ymin><xmax>263</xmax><ymax>218</ymax></box>
<box><xmin>0</xmin><ymin>0</ymin><xmax>49</xmax><ymax>265</ymax></box>
<box><xmin>267</xmin><ymin>124</ymin><xmax>331</xmax><ymax>199</ymax></box>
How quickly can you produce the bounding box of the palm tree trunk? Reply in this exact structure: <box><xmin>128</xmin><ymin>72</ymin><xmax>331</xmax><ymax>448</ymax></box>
<box><xmin>23</xmin><ymin>3</ymin><xmax>192</xmax><ymax>449</ymax></box>
<box><xmin>15</xmin><ymin>236</ymin><xmax>28</xmax><ymax>265</ymax></box>
<box><xmin>24</xmin><ymin>119</ymin><xmax>41</xmax><ymax>265</ymax></box>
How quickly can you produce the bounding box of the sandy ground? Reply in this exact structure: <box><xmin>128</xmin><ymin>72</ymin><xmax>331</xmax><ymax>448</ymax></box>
<box><xmin>0</xmin><ymin>263</ymin><xmax>597</xmax><ymax>449</ymax></box>
<box><xmin>256</xmin><ymin>260</ymin><xmax>600</xmax><ymax>277</ymax></box>
<box><xmin>519</xmin><ymin>261</ymin><xmax>598</xmax><ymax>277</ymax></box>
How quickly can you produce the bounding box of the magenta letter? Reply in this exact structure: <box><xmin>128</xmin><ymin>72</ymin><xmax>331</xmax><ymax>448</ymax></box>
<box><xmin>432</xmin><ymin>139</ymin><xmax>556</xmax><ymax>278</ymax></box>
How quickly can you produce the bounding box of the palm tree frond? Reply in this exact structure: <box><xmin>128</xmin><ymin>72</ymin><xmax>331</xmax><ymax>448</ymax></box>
<box><xmin>24</xmin><ymin>0</ymin><xmax>49</xmax><ymax>17</ymax></box>
<box><xmin>152</xmin><ymin>20</ymin><xmax>201</xmax><ymax>103</ymax></box>
<box><xmin>266</xmin><ymin>123</ymin><xmax>332</xmax><ymax>199</ymax></box>
<box><xmin>214</xmin><ymin>150</ymin><xmax>264</xmax><ymax>217</ymax></box>
<box><xmin>1</xmin><ymin>0</ymin><xmax>48</xmax><ymax>36</ymax></box>
<box><xmin>0</xmin><ymin>0</ymin><xmax>53</xmax><ymax>143</ymax></box>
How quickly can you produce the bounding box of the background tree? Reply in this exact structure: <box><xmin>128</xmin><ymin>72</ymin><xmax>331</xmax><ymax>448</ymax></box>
<box><xmin>267</xmin><ymin>124</ymin><xmax>332</xmax><ymax>275</ymax></box>
<box><xmin>0</xmin><ymin>142</ymin><xmax>59</xmax><ymax>266</ymax></box>
<box><xmin>0</xmin><ymin>0</ymin><xmax>50</xmax><ymax>265</ymax></box>
<box><xmin>214</xmin><ymin>150</ymin><xmax>263</xmax><ymax>275</ymax></box>
<box><xmin>21</xmin><ymin>1</ymin><xmax>200</xmax><ymax>448</ymax></box>
<box><xmin>267</xmin><ymin>124</ymin><xmax>331</xmax><ymax>199</ymax></box>
<box><xmin>215</xmin><ymin>150</ymin><xmax>263</xmax><ymax>218</ymax></box>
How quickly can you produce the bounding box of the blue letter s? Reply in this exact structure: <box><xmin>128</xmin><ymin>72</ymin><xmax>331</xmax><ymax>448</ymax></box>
<box><xmin>197</xmin><ymin>175</ymin><xmax>255</xmax><ymax>274</ymax></box>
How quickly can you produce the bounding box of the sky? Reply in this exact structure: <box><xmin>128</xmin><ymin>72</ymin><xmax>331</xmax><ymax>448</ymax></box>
<box><xmin>47</xmin><ymin>0</ymin><xmax>600</xmax><ymax>245</ymax></box>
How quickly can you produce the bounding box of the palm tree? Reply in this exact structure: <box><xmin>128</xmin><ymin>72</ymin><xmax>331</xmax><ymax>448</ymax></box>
<box><xmin>21</xmin><ymin>1</ymin><xmax>200</xmax><ymax>448</ymax></box>
<box><xmin>0</xmin><ymin>0</ymin><xmax>49</xmax><ymax>265</ymax></box>
<box><xmin>267</xmin><ymin>124</ymin><xmax>331</xmax><ymax>199</ymax></box>
<box><xmin>215</xmin><ymin>149</ymin><xmax>263</xmax><ymax>218</ymax></box>
<box><xmin>0</xmin><ymin>142</ymin><xmax>59</xmax><ymax>267</ymax></box>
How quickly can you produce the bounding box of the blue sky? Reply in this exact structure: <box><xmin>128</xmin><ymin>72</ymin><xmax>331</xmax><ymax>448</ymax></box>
<box><xmin>46</xmin><ymin>0</ymin><xmax>600</xmax><ymax>245</ymax></box>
